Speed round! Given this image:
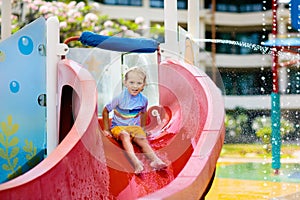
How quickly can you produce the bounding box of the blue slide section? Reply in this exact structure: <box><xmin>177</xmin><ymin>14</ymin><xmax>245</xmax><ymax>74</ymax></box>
<box><xmin>263</xmin><ymin>37</ymin><xmax>300</xmax><ymax>47</ymax></box>
<box><xmin>0</xmin><ymin>17</ymin><xmax>47</xmax><ymax>183</ymax></box>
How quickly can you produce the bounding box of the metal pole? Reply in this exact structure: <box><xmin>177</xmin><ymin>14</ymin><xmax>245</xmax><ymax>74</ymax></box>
<box><xmin>211</xmin><ymin>0</ymin><xmax>216</xmax><ymax>83</ymax></box>
<box><xmin>271</xmin><ymin>0</ymin><xmax>281</xmax><ymax>175</ymax></box>
<box><xmin>163</xmin><ymin>0</ymin><xmax>177</xmax><ymax>49</ymax></box>
<box><xmin>1</xmin><ymin>0</ymin><xmax>12</xmax><ymax>40</ymax></box>
<box><xmin>187</xmin><ymin>0</ymin><xmax>199</xmax><ymax>38</ymax></box>
<box><xmin>46</xmin><ymin>17</ymin><xmax>60</xmax><ymax>154</ymax></box>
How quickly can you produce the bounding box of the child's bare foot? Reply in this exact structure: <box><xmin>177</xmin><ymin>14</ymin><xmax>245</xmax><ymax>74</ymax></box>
<box><xmin>134</xmin><ymin>161</ymin><xmax>144</xmax><ymax>174</ymax></box>
<box><xmin>150</xmin><ymin>159</ymin><xmax>167</xmax><ymax>170</ymax></box>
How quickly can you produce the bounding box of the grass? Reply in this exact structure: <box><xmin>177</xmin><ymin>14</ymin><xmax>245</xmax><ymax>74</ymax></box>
<box><xmin>220</xmin><ymin>143</ymin><xmax>300</xmax><ymax>159</ymax></box>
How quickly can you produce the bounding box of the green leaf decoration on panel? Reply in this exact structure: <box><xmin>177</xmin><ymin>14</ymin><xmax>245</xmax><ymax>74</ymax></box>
<box><xmin>0</xmin><ymin>115</ymin><xmax>21</xmax><ymax>179</ymax></box>
<box><xmin>7</xmin><ymin>166</ymin><xmax>22</xmax><ymax>180</ymax></box>
<box><xmin>23</xmin><ymin>139</ymin><xmax>40</xmax><ymax>168</ymax></box>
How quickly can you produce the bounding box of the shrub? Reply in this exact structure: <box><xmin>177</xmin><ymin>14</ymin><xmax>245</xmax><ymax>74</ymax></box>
<box><xmin>224</xmin><ymin>107</ymin><xmax>256</xmax><ymax>143</ymax></box>
<box><xmin>252</xmin><ymin>116</ymin><xmax>295</xmax><ymax>152</ymax></box>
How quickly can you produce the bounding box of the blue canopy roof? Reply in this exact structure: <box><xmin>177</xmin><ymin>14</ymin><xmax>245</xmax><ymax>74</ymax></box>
<box><xmin>262</xmin><ymin>37</ymin><xmax>300</xmax><ymax>47</ymax></box>
<box><xmin>79</xmin><ymin>31</ymin><xmax>159</xmax><ymax>53</ymax></box>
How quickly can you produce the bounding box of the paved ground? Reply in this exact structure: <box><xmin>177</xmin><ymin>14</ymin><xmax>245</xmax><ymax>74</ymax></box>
<box><xmin>206</xmin><ymin>153</ymin><xmax>300</xmax><ymax>200</ymax></box>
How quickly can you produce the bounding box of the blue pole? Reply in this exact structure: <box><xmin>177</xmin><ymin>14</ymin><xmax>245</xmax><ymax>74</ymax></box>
<box><xmin>271</xmin><ymin>93</ymin><xmax>281</xmax><ymax>172</ymax></box>
<box><xmin>271</xmin><ymin>0</ymin><xmax>281</xmax><ymax>174</ymax></box>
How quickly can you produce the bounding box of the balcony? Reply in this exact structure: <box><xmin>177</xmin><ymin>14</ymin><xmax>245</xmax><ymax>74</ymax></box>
<box><xmin>225</xmin><ymin>95</ymin><xmax>300</xmax><ymax>110</ymax></box>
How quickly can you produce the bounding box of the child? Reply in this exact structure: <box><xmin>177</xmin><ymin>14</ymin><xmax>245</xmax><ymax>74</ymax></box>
<box><xmin>102</xmin><ymin>66</ymin><xmax>167</xmax><ymax>174</ymax></box>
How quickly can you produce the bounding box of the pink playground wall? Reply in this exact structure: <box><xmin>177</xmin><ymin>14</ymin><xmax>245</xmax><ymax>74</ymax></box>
<box><xmin>0</xmin><ymin>59</ymin><xmax>110</xmax><ymax>199</ymax></box>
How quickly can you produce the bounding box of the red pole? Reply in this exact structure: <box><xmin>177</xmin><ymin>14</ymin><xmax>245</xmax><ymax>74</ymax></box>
<box><xmin>272</xmin><ymin>49</ymin><xmax>279</xmax><ymax>93</ymax></box>
<box><xmin>272</xmin><ymin>0</ymin><xmax>279</xmax><ymax>93</ymax></box>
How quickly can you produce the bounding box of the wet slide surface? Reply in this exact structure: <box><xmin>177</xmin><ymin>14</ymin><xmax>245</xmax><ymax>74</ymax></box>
<box><xmin>0</xmin><ymin>58</ymin><xmax>225</xmax><ymax>199</ymax></box>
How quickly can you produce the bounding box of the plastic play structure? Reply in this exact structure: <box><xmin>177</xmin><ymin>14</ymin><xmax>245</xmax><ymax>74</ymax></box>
<box><xmin>0</xmin><ymin>2</ymin><xmax>225</xmax><ymax>200</ymax></box>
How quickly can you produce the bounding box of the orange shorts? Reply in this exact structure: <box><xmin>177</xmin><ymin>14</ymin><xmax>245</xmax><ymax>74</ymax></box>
<box><xmin>111</xmin><ymin>126</ymin><xmax>146</xmax><ymax>140</ymax></box>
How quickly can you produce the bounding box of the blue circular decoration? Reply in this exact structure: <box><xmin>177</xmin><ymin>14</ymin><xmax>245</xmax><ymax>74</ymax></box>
<box><xmin>18</xmin><ymin>36</ymin><xmax>33</xmax><ymax>55</ymax></box>
<box><xmin>10</xmin><ymin>81</ymin><xmax>20</xmax><ymax>93</ymax></box>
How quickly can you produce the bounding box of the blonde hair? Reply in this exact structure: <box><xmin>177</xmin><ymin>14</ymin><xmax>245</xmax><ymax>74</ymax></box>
<box><xmin>124</xmin><ymin>66</ymin><xmax>147</xmax><ymax>83</ymax></box>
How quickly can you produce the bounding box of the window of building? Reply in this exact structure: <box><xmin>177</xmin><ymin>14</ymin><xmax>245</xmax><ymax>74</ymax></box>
<box><xmin>205</xmin><ymin>0</ymin><xmax>272</xmax><ymax>12</ymax></box>
<box><xmin>177</xmin><ymin>0</ymin><xmax>187</xmax><ymax>9</ymax></box>
<box><xmin>236</xmin><ymin>33</ymin><xmax>260</xmax><ymax>55</ymax></box>
<box><xmin>150</xmin><ymin>0</ymin><xmax>187</xmax><ymax>9</ymax></box>
<box><xmin>287</xmin><ymin>67</ymin><xmax>300</xmax><ymax>94</ymax></box>
<box><xmin>205</xmin><ymin>31</ymin><xmax>269</xmax><ymax>55</ymax></box>
<box><xmin>96</xmin><ymin>0</ymin><xmax>142</xmax><ymax>6</ymax></box>
<box><xmin>219</xmin><ymin>68</ymin><xmax>272</xmax><ymax>95</ymax></box>
<box><xmin>150</xmin><ymin>0</ymin><xmax>163</xmax><ymax>8</ymax></box>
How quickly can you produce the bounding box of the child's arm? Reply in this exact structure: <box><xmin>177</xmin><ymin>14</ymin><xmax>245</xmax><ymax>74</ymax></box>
<box><xmin>102</xmin><ymin>107</ymin><xmax>112</xmax><ymax>137</ymax></box>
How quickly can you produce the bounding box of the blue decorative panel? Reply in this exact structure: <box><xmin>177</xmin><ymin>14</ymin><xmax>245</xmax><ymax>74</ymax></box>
<box><xmin>0</xmin><ymin>17</ymin><xmax>47</xmax><ymax>183</ymax></box>
<box><xmin>291</xmin><ymin>0</ymin><xmax>300</xmax><ymax>31</ymax></box>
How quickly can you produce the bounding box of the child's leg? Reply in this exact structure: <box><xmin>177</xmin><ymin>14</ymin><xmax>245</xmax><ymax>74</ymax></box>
<box><xmin>133</xmin><ymin>137</ymin><xmax>167</xmax><ymax>170</ymax></box>
<box><xmin>119</xmin><ymin>131</ymin><xmax>144</xmax><ymax>173</ymax></box>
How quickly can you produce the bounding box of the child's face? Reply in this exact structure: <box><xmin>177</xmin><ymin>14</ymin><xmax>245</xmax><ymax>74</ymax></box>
<box><xmin>124</xmin><ymin>71</ymin><xmax>145</xmax><ymax>96</ymax></box>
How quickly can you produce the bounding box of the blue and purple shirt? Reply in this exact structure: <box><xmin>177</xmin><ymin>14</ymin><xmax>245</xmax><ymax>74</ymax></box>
<box><xmin>105</xmin><ymin>88</ymin><xmax>148</xmax><ymax>128</ymax></box>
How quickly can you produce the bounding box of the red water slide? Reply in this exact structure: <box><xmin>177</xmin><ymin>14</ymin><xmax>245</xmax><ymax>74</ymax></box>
<box><xmin>0</xmin><ymin>58</ymin><xmax>225</xmax><ymax>199</ymax></box>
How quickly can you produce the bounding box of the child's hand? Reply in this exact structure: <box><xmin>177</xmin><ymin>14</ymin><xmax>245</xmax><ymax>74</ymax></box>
<box><xmin>103</xmin><ymin>130</ymin><xmax>112</xmax><ymax>137</ymax></box>
<box><xmin>146</xmin><ymin>131</ymin><xmax>154</xmax><ymax>139</ymax></box>
<box><xmin>146</xmin><ymin>130</ymin><xmax>161</xmax><ymax>139</ymax></box>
